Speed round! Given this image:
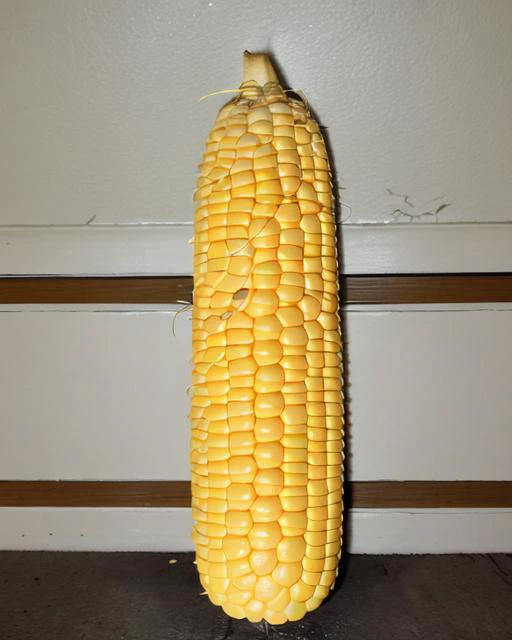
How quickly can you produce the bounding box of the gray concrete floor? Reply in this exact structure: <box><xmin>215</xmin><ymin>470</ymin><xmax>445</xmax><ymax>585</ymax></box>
<box><xmin>0</xmin><ymin>552</ymin><xmax>511</xmax><ymax>639</ymax></box>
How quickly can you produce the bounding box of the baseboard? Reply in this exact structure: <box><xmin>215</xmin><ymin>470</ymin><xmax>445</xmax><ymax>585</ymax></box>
<box><xmin>348</xmin><ymin>508</ymin><xmax>512</xmax><ymax>554</ymax></box>
<box><xmin>1</xmin><ymin>223</ymin><xmax>512</xmax><ymax>276</ymax></box>
<box><xmin>1</xmin><ymin>507</ymin><xmax>511</xmax><ymax>554</ymax></box>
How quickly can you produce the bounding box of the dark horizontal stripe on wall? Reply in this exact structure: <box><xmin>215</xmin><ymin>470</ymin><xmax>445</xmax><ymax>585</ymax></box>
<box><xmin>0</xmin><ymin>274</ymin><xmax>512</xmax><ymax>305</ymax></box>
<box><xmin>349</xmin><ymin>481</ymin><xmax>512</xmax><ymax>508</ymax></box>
<box><xmin>1</xmin><ymin>481</ymin><xmax>511</xmax><ymax>509</ymax></box>
<box><xmin>0</xmin><ymin>481</ymin><xmax>192</xmax><ymax>509</ymax></box>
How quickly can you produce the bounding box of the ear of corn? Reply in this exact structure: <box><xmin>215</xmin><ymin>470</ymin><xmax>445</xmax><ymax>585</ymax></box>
<box><xmin>190</xmin><ymin>52</ymin><xmax>344</xmax><ymax>625</ymax></box>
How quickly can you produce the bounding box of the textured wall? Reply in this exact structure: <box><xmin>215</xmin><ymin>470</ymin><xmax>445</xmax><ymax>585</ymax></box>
<box><xmin>2</xmin><ymin>0</ymin><xmax>512</xmax><ymax>226</ymax></box>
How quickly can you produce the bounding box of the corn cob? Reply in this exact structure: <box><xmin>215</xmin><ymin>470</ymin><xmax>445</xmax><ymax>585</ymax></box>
<box><xmin>190</xmin><ymin>52</ymin><xmax>344</xmax><ymax>625</ymax></box>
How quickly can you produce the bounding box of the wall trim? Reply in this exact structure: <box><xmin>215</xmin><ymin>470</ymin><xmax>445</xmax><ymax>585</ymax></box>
<box><xmin>1</xmin><ymin>481</ymin><xmax>511</xmax><ymax>509</ymax></box>
<box><xmin>1</xmin><ymin>222</ymin><xmax>512</xmax><ymax>276</ymax></box>
<box><xmin>1</xmin><ymin>274</ymin><xmax>512</xmax><ymax>305</ymax></box>
<box><xmin>1</xmin><ymin>507</ymin><xmax>511</xmax><ymax>553</ymax></box>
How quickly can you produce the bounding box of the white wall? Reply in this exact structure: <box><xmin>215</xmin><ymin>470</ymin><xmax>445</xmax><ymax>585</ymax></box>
<box><xmin>1</xmin><ymin>0</ymin><xmax>512</xmax><ymax>227</ymax></box>
<box><xmin>2</xmin><ymin>303</ymin><xmax>511</xmax><ymax>552</ymax></box>
<box><xmin>3</xmin><ymin>507</ymin><xmax>512</xmax><ymax>553</ymax></box>
<box><xmin>1</xmin><ymin>1</ymin><xmax>511</xmax><ymax>552</ymax></box>
<box><xmin>1</xmin><ymin>305</ymin><xmax>511</xmax><ymax>482</ymax></box>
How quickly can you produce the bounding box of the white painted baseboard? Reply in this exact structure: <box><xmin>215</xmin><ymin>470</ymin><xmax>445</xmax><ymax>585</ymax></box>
<box><xmin>1</xmin><ymin>508</ymin><xmax>511</xmax><ymax>554</ymax></box>
<box><xmin>1</xmin><ymin>223</ymin><xmax>511</xmax><ymax>275</ymax></box>
<box><xmin>348</xmin><ymin>509</ymin><xmax>512</xmax><ymax>554</ymax></box>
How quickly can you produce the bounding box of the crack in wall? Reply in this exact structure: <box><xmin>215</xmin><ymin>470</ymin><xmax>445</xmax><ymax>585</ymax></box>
<box><xmin>386</xmin><ymin>188</ymin><xmax>452</xmax><ymax>223</ymax></box>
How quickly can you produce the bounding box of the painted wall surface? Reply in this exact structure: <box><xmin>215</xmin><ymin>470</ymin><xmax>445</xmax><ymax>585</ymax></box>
<box><xmin>2</xmin><ymin>0</ymin><xmax>512</xmax><ymax>227</ymax></box>
<box><xmin>3</xmin><ymin>507</ymin><xmax>512</xmax><ymax>553</ymax></box>
<box><xmin>1</xmin><ymin>306</ymin><xmax>511</xmax><ymax>482</ymax></box>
